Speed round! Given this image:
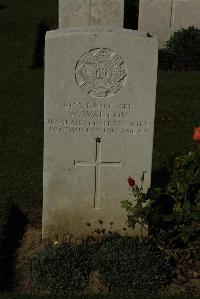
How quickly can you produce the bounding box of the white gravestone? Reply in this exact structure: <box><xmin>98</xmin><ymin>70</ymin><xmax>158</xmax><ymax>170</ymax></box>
<box><xmin>139</xmin><ymin>0</ymin><xmax>200</xmax><ymax>48</ymax></box>
<box><xmin>172</xmin><ymin>0</ymin><xmax>200</xmax><ymax>31</ymax></box>
<box><xmin>59</xmin><ymin>0</ymin><xmax>124</xmax><ymax>28</ymax></box>
<box><xmin>138</xmin><ymin>0</ymin><xmax>172</xmax><ymax>48</ymax></box>
<box><xmin>43</xmin><ymin>28</ymin><xmax>158</xmax><ymax>240</ymax></box>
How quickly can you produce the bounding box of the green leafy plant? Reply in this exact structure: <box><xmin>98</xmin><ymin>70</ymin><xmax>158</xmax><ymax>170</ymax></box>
<box><xmin>30</xmin><ymin>243</ymin><xmax>94</xmax><ymax>293</ymax></box>
<box><xmin>159</xmin><ymin>26</ymin><xmax>200</xmax><ymax>70</ymax></box>
<box><xmin>92</xmin><ymin>236</ymin><xmax>171</xmax><ymax>293</ymax></box>
<box><xmin>121</xmin><ymin>128</ymin><xmax>200</xmax><ymax>252</ymax></box>
<box><xmin>121</xmin><ymin>131</ymin><xmax>200</xmax><ymax>294</ymax></box>
<box><xmin>122</xmin><ymin>173</ymin><xmax>148</xmax><ymax>231</ymax></box>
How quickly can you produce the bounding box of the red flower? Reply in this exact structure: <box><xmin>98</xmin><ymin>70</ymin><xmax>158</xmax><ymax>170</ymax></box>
<box><xmin>128</xmin><ymin>176</ymin><xmax>135</xmax><ymax>186</ymax></box>
<box><xmin>193</xmin><ymin>127</ymin><xmax>200</xmax><ymax>141</ymax></box>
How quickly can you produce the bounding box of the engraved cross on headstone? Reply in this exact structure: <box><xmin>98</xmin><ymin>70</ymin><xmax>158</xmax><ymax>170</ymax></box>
<box><xmin>74</xmin><ymin>137</ymin><xmax>122</xmax><ymax>209</ymax></box>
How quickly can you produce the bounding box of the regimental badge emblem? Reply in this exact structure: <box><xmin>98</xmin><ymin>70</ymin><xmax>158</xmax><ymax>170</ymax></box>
<box><xmin>75</xmin><ymin>48</ymin><xmax>128</xmax><ymax>98</ymax></box>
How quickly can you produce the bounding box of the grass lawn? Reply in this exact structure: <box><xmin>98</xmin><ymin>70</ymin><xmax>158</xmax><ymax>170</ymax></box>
<box><xmin>0</xmin><ymin>294</ymin><xmax>199</xmax><ymax>299</ymax></box>
<box><xmin>154</xmin><ymin>70</ymin><xmax>200</xmax><ymax>170</ymax></box>
<box><xmin>0</xmin><ymin>0</ymin><xmax>58</xmax><ymax>219</ymax></box>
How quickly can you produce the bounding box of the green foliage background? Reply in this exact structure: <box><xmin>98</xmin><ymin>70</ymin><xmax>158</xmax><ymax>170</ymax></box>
<box><xmin>160</xmin><ymin>27</ymin><xmax>200</xmax><ymax>71</ymax></box>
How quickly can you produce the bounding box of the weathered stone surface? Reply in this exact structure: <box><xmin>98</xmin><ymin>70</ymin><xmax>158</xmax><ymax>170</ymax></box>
<box><xmin>138</xmin><ymin>0</ymin><xmax>200</xmax><ymax>47</ymax></box>
<box><xmin>59</xmin><ymin>0</ymin><xmax>90</xmax><ymax>28</ymax></box>
<box><xmin>172</xmin><ymin>0</ymin><xmax>200</xmax><ymax>31</ymax></box>
<box><xmin>90</xmin><ymin>0</ymin><xmax>124</xmax><ymax>27</ymax></box>
<box><xmin>138</xmin><ymin>0</ymin><xmax>172</xmax><ymax>48</ymax></box>
<box><xmin>59</xmin><ymin>0</ymin><xmax>124</xmax><ymax>28</ymax></box>
<box><xmin>43</xmin><ymin>28</ymin><xmax>158</xmax><ymax>240</ymax></box>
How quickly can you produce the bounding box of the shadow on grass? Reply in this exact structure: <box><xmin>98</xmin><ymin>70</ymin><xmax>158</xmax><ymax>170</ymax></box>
<box><xmin>0</xmin><ymin>206</ymin><xmax>28</xmax><ymax>291</ymax></box>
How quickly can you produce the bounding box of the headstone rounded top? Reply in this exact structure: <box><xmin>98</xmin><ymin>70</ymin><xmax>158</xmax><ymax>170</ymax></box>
<box><xmin>75</xmin><ymin>48</ymin><xmax>128</xmax><ymax>98</ymax></box>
